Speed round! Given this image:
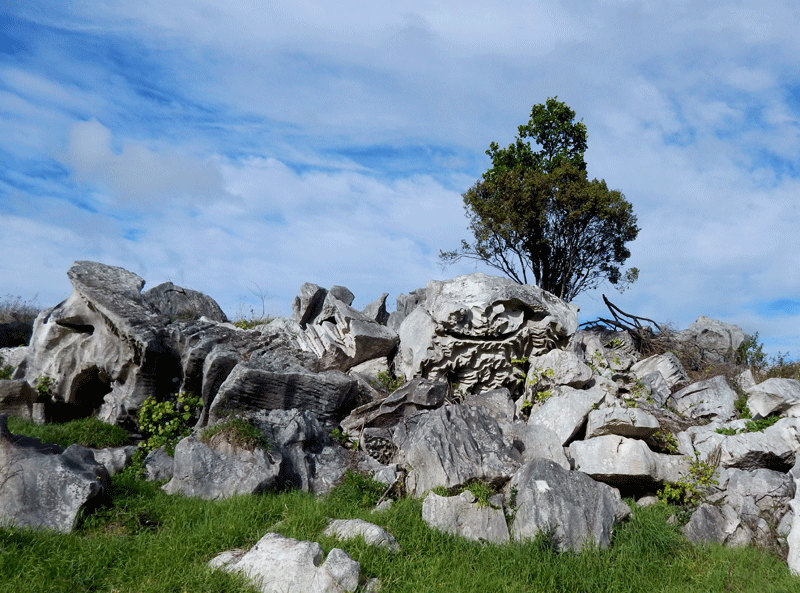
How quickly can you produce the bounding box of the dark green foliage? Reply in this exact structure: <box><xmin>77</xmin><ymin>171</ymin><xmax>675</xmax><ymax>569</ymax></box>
<box><xmin>442</xmin><ymin>98</ymin><xmax>639</xmax><ymax>301</ymax></box>
<box><xmin>744</xmin><ymin>414</ymin><xmax>781</xmax><ymax>433</ymax></box>
<box><xmin>736</xmin><ymin>333</ymin><xmax>767</xmax><ymax>371</ymax></box>
<box><xmin>6</xmin><ymin>416</ymin><xmax>130</xmax><ymax>449</ymax></box>
<box><xmin>0</xmin><ymin>364</ymin><xmax>13</xmax><ymax>380</ymax></box>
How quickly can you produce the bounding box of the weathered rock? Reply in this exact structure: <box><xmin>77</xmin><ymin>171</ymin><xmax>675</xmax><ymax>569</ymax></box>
<box><xmin>324</xmin><ymin>518</ymin><xmax>400</xmax><ymax>551</ymax></box>
<box><xmin>208</xmin><ymin>349</ymin><xmax>359</xmax><ymax>427</ymax></box>
<box><xmin>636</xmin><ymin>371</ymin><xmax>672</xmax><ymax>407</ymax></box>
<box><xmin>329</xmin><ymin>286</ymin><xmax>355</xmax><ymax>306</ymax></box>
<box><xmin>682</xmin><ymin>503</ymin><xmax>736</xmax><ymax>545</ymax></box>
<box><xmin>287</xmin><ymin>285</ymin><xmax>398</xmax><ymax>371</ymax></box>
<box><xmin>340</xmin><ymin>378</ymin><xmax>448</xmax><ymax>433</ymax></box>
<box><xmin>209</xmin><ymin>532</ymin><xmax>360</xmax><ymax>593</ymax></box>
<box><xmin>568</xmin><ymin>435</ymin><xmax>687</xmax><ymax>489</ymax></box>
<box><xmin>630</xmin><ymin>352</ymin><xmax>688</xmax><ymax>390</ymax></box>
<box><xmin>162</xmin><ymin>435</ymin><xmax>282</xmax><ymax>500</ymax></box>
<box><xmin>0</xmin><ymin>346</ymin><xmax>28</xmax><ymax>371</ymax></box>
<box><xmin>464</xmin><ymin>388</ymin><xmax>516</xmax><ymax>422</ymax></box>
<box><xmin>686</xmin><ymin>418</ymin><xmax>799</xmax><ymax>471</ymax></box>
<box><xmin>393</xmin><ymin>404</ymin><xmax>521</xmax><ymax>497</ymax></box>
<box><xmin>788</xmin><ymin>458</ymin><xmax>800</xmax><ymax>575</ymax></box>
<box><xmin>508</xmin><ymin>457</ymin><xmax>631</xmax><ymax>552</ymax></box>
<box><xmin>0</xmin><ymin>379</ymin><xmax>37</xmax><ymax>420</ymax></box>
<box><xmin>361</xmin><ymin>293</ymin><xmax>390</xmax><ymax>325</ymax></box>
<box><xmin>674</xmin><ymin>316</ymin><xmax>745</xmax><ymax>363</ymax></box>
<box><xmin>396</xmin><ymin>273</ymin><xmax>578</xmax><ymax>397</ymax></box>
<box><xmin>724</xmin><ymin>468</ymin><xmax>795</xmax><ymax>519</ymax></box>
<box><xmin>0</xmin><ymin>414</ymin><xmax>109</xmax><ymax>532</ymax></box>
<box><xmin>667</xmin><ymin>375</ymin><xmax>737</xmax><ymax>422</ymax></box>
<box><xmin>143</xmin><ymin>281</ymin><xmax>227</xmax><ymax>322</ymax></box>
<box><xmin>92</xmin><ymin>445</ymin><xmax>139</xmax><ymax>476</ymax></box>
<box><xmin>746</xmin><ymin>378</ymin><xmax>800</xmax><ymax>419</ymax></box>
<box><xmin>527</xmin><ymin>385</ymin><xmax>606</xmax><ymax>446</ymax></box>
<box><xmin>503</xmin><ymin>422</ymin><xmax>570</xmax><ymax>469</ymax></box>
<box><xmin>422</xmin><ymin>490</ymin><xmax>510</xmax><ymax>544</ymax></box>
<box><xmin>386</xmin><ymin>287</ymin><xmax>427</xmax><ymax>332</ymax></box>
<box><xmin>525</xmin><ymin>349</ymin><xmax>593</xmax><ymax>390</ymax></box>
<box><xmin>255</xmin><ymin>408</ymin><xmax>349</xmax><ymax>494</ymax></box>
<box><xmin>585</xmin><ymin>406</ymin><xmax>660</xmax><ymax>439</ymax></box>
<box><xmin>143</xmin><ymin>447</ymin><xmax>174</xmax><ymax>482</ymax></box>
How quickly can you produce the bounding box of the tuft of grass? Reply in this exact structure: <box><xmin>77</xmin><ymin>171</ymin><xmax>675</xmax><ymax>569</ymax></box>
<box><xmin>6</xmin><ymin>416</ymin><xmax>130</xmax><ymax>449</ymax></box>
<box><xmin>200</xmin><ymin>418</ymin><xmax>270</xmax><ymax>451</ymax></box>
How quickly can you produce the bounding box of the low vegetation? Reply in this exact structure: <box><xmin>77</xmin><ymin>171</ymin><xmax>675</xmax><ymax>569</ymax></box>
<box><xmin>200</xmin><ymin>417</ymin><xmax>270</xmax><ymax>451</ymax></box>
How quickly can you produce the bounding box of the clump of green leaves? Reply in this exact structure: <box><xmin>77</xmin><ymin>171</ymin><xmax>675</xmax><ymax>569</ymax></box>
<box><xmin>374</xmin><ymin>371</ymin><xmax>406</xmax><ymax>393</ymax></box>
<box><xmin>0</xmin><ymin>359</ymin><xmax>13</xmax><ymax>380</ymax></box>
<box><xmin>137</xmin><ymin>391</ymin><xmax>202</xmax><ymax>454</ymax></box>
<box><xmin>650</xmin><ymin>430</ymin><xmax>679</xmax><ymax>455</ymax></box>
<box><xmin>330</xmin><ymin>427</ymin><xmax>357</xmax><ymax>449</ymax></box>
<box><xmin>744</xmin><ymin>414</ymin><xmax>781</xmax><ymax>433</ymax></box>
<box><xmin>35</xmin><ymin>375</ymin><xmax>56</xmax><ymax>400</ymax></box>
<box><xmin>734</xmin><ymin>390</ymin><xmax>752</xmax><ymax>419</ymax></box>
<box><xmin>715</xmin><ymin>427</ymin><xmax>738</xmax><ymax>436</ymax></box>
<box><xmin>736</xmin><ymin>333</ymin><xmax>767</xmax><ymax>372</ymax></box>
<box><xmin>200</xmin><ymin>417</ymin><xmax>269</xmax><ymax>451</ymax></box>
<box><xmin>658</xmin><ymin>452</ymin><xmax>719</xmax><ymax>507</ymax></box>
<box><xmin>324</xmin><ymin>469</ymin><xmax>387</xmax><ymax>510</ymax></box>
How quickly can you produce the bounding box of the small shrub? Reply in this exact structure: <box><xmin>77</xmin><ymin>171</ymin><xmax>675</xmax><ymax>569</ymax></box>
<box><xmin>658</xmin><ymin>452</ymin><xmax>718</xmax><ymax>507</ymax></box>
<box><xmin>715</xmin><ymin>427</ymin><xmax>738</xmax><ymax>436</ymax></box>
<box><xmin>650</xmin><ymin>430</ymin><xmax>679</xmax><ymax>455</ymax></box>
<box><xmin>324</xmin><ymin>469</ymin><xmax>387</xmax><ymax>510</ymax></box>
<box><xmin>744</xmin><ymin>414</ymin><xmax>781</xmax><ymax>433</ymax></box>
<box><xmin>374</xmin><ymin>371</ymin><xmax>406</xmax><ymax>393</ymax></box>
<box><xmin>736</xmin><ymin>333</ymin><xmax>767</xmax><ymax>372</ymax></box>
<box><xmin>35</xmin><ymin>375</ymin><xmax>56</xmax><ymax>400</ymax></box>
<box><xmin>200</xmin><ymin>417</ymin><xmax>269</xmax><ymax>451</ymax></box>
<box><xmin>734</xmin><ymin>390</ymin><xmax>752</xmax><ymax>419</ymax></box>
<box><xmin>137</xmin><ymin>391</ymin><xmax>202</xmax><ymax>454</ymax></box>
<box><xmin>0</xmin><ymin>361</ymin><xmax>13</xmax><ymax>380</ymax></box>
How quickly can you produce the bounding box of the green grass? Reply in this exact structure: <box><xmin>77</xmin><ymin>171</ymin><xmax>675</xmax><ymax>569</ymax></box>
<box><xmin>5</xmin><ymin>416</ymin><xmax>130</xmax><ymax>449</ymax></box>
<box><xmin>0</xmin><ymin>476</ymin><xmax>797</xmax><ymax>593</ymax></box>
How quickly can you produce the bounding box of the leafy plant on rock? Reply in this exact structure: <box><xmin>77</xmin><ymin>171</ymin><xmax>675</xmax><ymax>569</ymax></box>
<box><xmin>658</xmin><ymin>451</ymin><xmax>719</xmax><ymax>508</ymax></box>
<box><xmin>137</xmin><ymin>391</ymin><xmax>202</xmax><ymax>454</ymax></box>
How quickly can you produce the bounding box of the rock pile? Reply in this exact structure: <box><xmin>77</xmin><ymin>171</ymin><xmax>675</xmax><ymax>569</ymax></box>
<box><xmin>1</xmin><ymin>261</ymin><xmax>799</xmax><ymax>578</ymax></box>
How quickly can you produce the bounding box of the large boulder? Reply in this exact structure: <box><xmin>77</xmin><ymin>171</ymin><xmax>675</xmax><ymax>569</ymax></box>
<box><xmin>674</xmin><ymin>316</ymin><xmax>746</xmax><ymax>363</ymax></box>
<box><xmin>527</xmin><ymin>385</ymin><xmax>606</xmax><ymax>446</ymax></box>
<box><xmin>585</xmin><ymin>406</ymin><xmax>660</xmax><ymax>439</ymax></box>
<box><xmin>0</xmin><ymin>414</ymin><xmax>109</xmax><ymax>532</ymax></box>
<box><xmin>508</xmin><ymin>458</ymin><xmax>631</xmax><ymax>552</ymax></box>
<box><xmin>324</xmin><ymin>519</ymin><xmax>400</xmax><ymax>552</ymax></box>
<box><xmin>393</xmin><ymin>404</ymin><xmax>521</xmax><ymax>497</ymax></box>
<box><xmin>667</xmin><ymin>375</ymin><xmax>737</xmax><ymax>422</ymax></box>
<box><xmin>143</xmin><ymin>281</ymin><xmax>227</xmax><ymax>322</ymax></box>
<box><xmin>0</xmin><ymin>380</ymin><xmax>38</xmax><ymax>420</ymax></box>
<box><xmin>209</xmin><ymin>532</ymin><xmax>360</xmax><ymax>593</ymax></box>
<box><xmin>569</xmin><ymin>435</ymin><xmax>687</xmax><ymax>489</ymax></box>
<box><xmin>630</xmin><ymin>352</ymin><xmax>689</xmax><ymax>390</ymax></box>
<box><xmin>207</xmin><ymin>348</ymin><xmax>359</xmax><ymax>428</ymax></box>
<box><xmin>422</xmin><ymin>490</ymin><xmax>510</xmax><ymax>544</ymax></box>
<box><xmin>746</xmin><ymin>378</ymin><xmax>800</xmax><ymax>419</ymax></box>
<box><xmin>395</xmin><ymin>273</ymin><xmax>578</xmax><ymax>397</ymax></box>
<box><xmin>162</xmin><ymin>435</ymin><xmax>282</xmax><ymax>500</ymax></box>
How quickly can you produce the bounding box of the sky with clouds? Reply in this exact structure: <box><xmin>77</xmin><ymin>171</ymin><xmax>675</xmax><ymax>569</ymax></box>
<box><xmin>1</xmin><ymin>1</ymin><xmax>799</xmax><ymax>357</ymax></box>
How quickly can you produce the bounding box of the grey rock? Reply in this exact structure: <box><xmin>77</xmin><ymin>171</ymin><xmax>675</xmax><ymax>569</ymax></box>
<box><xmin>386</xmin><ymin>287</ymin><xmax>427</xmax><ymax>332</ymax></box>
<box><xmin>92</xmin><ymin>445</ymin><xmax>139</xmax><ymax>476</ymax></box>
<box><xmin>674</xmin><ymin>316</ymin><xmax>746</xmax><ymax>363</ymax></box>
<box><xmin>0</xmin><ymin>346</ymin><xmax>28</xmax><ymax>371</ymax></box>
<box><xmin>637</xmin><ymin>371</ymin><xmax>672</xmax><ymax>407</ymax></box>
<box><xmin>464</xmin><ymin>388</ymin><xmax>516</xmax><ymax>422</ymax></box>
<box><xmin>688</xmin><ymin>418</ymin><xmax>798</xmax><ymax>470</ymax></box>
<box><xmin>525</xmin><ymin>349</ymin><xmax>593</xmax><ymax>390</ymax></box>
<box><xmin>788</xmin><ymin>458</ymin><xmax>800</xmax><ymax>575</ymax></box>
<box><xmin>208</xmin><ymin>349</ymin><xmax>359</xmax><ymax>427</ymax></box>
<box><xmin>329</xmin><ymin>286</ymin><xmax>355</xmax><ymax>306</ymax></box>
<box><xmin>422</xmin><ymin>490</ymin><xmax>510</xmax><ymax>544</ymax></box>
<box><xmin>340</xmin><ymin>378</ymin><xmax>448</xmax><ymax>433</ymax></box>
<box><xmin>682</xmin><ymin>503</ymin><xmax>730</xmax><ymax>545</ymax></box>
<box><xmin>361</xmin><ymin>293</ymin><xmax>390</xmax><ymax>325</ymax></box>
<box><xmin>143</xmin><ymin>447</ymin><xmax>174</xmax><ymax>481</ymax></box>
<box><xmin>0</xmin><ymin>380</ymin><xmax>37</xmax><ymax>420</ymax></box>
<box><xmin>569</xmin><ymin>435</ymin><xmax>688</xmax><ymax>489</ymax></box>
<box><xmin>630</xmin><ymin>352</ymin><xmax>689</xmax><ymax>390</ymax></box>
<box><xmin>746</xmin><ymin>378</ymin><xmax>800</xmax><ymax>419</ymax></box>
<box><xmin>209</xmin><ymin>532</ymin><xmax>360</xmax><ymax>593</ymax></box>
<box><xmin>162</xmin><ymin>435</ymin><xmax>282</xmax><ymax>500</ymax></box>
<box><xmin>393</xmin><ymin>404</ymin><xmax>521</xmax><ymax>497</ymax></box>
<box><xmin>0</xmin><ymin>414</ymin><xmax>109</xmax><ymax>532</ymax></box>
<box><xmin>324</xmin><ymin>518</ymin><xmax>400</xmax><ymax>552</ymax></box>
<box><xmin>724</xmin><ymin>468</ymin><xmax>795</xmax><ymax>518</ymax></box>
<box><xmin>668</xmin><ymin>375</ymin><xmax>737</xmax><ymax>422</ymax></box>
<box><xmin>143</xmin><ymin>281</ymin><xmax>227</xmax><ymax>322</ymax></box>
<box><xmin>508</xmin><ymin>457</ymin><xmax>631</xmax><ymax>552</ymax></box>
<box><xmin>527</xmin><ymin>385</ymin><xmax>606</xmax><ymax>446</ymax></box>
<box><xmin>396</xmin><ymin>273</ymin><xmax>578</xmax><ymax>397</ymax></box>
<box><xmin>585</xmin><ymin>406</ymin><xmax>660</xmax><ymax>439</ymax></box>
<box><xmin>503</xmin><ymin>422</ymin><xmax>570</xmax><ymax>469</ymax></box>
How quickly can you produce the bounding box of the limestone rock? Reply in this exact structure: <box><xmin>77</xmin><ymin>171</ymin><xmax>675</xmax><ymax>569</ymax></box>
<box><xmin>674</xmin><ymin>316</ymin><xmax>745</xmax><ymax>363</ymax></box>
<box><xmin>525</xmin><ymin>349</ymin><xmax>593</xmax><ymax>390</ymax></box>
<box><xmin>667</xmin><ymin>375</ymin><xmax>737</xmax><ymax>422</ymax></box>
<box><xmin>746</xmin><ymin>378</ymin><xmax>800</xmax><ymax>419</ymax></box>
<box><xmin>324</xmin><ymin>518</ymin><xmax>400</xmax><ymax>552</ymax></box>
<box><xmin>395</xmin><ymin>273</ymin><xmax>578</xmax><ymax>397</ymax></box>
<box><xmin>209</xmin><ymin>532</ymin><xmax>360</xmax><ymax>593</ymax></box>
<box><xmin>92</xmin><ymin>445</ymin><xmax>139</xmax><ymax>476</ymax></box>
<box><xmin>143</xmin><ymin>281</ymin><xmax>227</xmax><ymax>322</ymax></box>
<box><xmin>585</xmin><ymin>406</ymin><xmax>660</xmax><ymax>439</ymax></box>
<box><xmin>162</xmin><ymin>435</ymin><xmax>282</xmax><ymax>500</ymax></box>
<box><xmin>508</xmin><ymin>457</ymin><xmax>631</xmax><ymax>552</ymax></box>
<box><xmin>503</xmin><ymin>422</ymin><xmax>570</xmax><ymax>469</ymax></box>
<box><xmin>527</xmin><ymin>385</ymin><xmax>606</xmax><ymax>446</ymax></box>
<box><xmin>0</xmin><ymin>379</ymin><xmax>37</xmax><ymax>420</ymax></box>
<box><xmin>568</xmin><ymin>435</ymin><xmax>687</xmax><ymax>489</ymax></box>
<box><xmin>0</xmin><ymin>414</ymin><xmax>109</xmax><ymax>532</ymax></box>
<box><xmin>394</xmin><ymin>404</ymin><xmax>521</xmax><ymax>497</ymax></box>
<box><xmin>422</xmin><ymin>490</ymin><xmax>510</xmax><ymax>544</ymax></box>
<box><xmin>630</xmin><ymin>352</ymin><xmax>688</xmax><ymax>390</ymax></box>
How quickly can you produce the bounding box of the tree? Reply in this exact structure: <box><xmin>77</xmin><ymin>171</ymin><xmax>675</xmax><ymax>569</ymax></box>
<box><xmin>441</xmin><ymin>98</ymin><xmax>639</xmax><ymax>302</ymax></box>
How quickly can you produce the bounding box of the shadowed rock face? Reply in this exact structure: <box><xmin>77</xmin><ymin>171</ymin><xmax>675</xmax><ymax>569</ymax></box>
<box><xmin>395</xmin><ymin>273</ymin><xmax>578</xmax><ymax>397</ymax></box>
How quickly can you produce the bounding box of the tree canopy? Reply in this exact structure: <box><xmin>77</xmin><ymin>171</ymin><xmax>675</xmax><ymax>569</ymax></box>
<box><xmin>441</xmin><ymin>98</ymin><xmax>639</xmax><ymax>302</ymax></box>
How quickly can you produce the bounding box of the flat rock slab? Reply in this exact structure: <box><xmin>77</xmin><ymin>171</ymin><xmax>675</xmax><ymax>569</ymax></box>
<box><xmin>746</xmin><ymin>378</ymin><xmax>800</xmax><ymax>418</ymax></box>
<box><xmin>210</xmin><ymin>532</ymin><xmax>360</xmax><ymax>593</ymax></box>
<box><xmin>668</xmin><ymin>375</ymin><xmax>737</xmax><ymax>422</ymax></box>
<box><xmin>422</xmin><ymin>490</ymin><xmax>510</xmax><ymax>544</ymax></box>
<box><xmin>528</xmin><ymin>385</ymin><xmax>605</xmax><ymax>446</ymax></box>
<box><xmin>585</xmin><ymin>406</ymin><xmax>660</xmax><ymax>439</ymax></box>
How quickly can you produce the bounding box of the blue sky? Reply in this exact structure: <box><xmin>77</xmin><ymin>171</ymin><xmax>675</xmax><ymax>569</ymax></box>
<box><xmin>2</xmin><ymin>1</ymin><xmax>800</xmax><ymax>358</ymax></box>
